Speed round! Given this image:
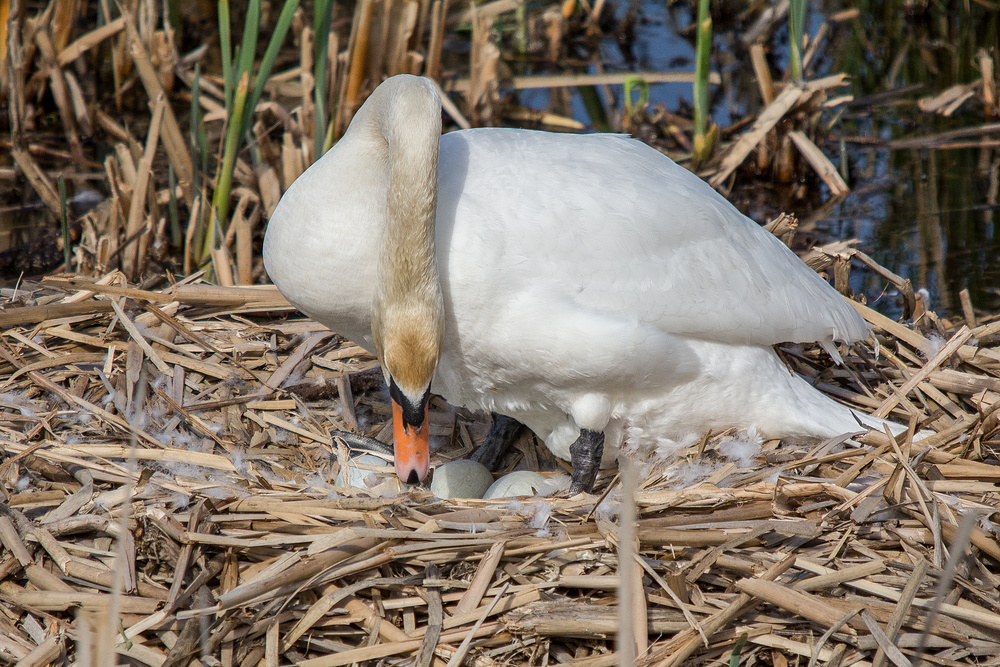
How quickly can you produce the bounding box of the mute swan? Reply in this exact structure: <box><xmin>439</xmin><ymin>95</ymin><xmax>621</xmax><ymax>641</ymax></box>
<box><xmin>263</xmin><ymin>74</ymin><xmax>885</xmax><ymax>493</ymax></box>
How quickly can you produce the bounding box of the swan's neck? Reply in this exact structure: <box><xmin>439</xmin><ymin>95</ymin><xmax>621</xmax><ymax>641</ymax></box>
<box><xmin>366</xmin><ymin>78</ymin><xmax>445</xmax><ymax>398</ymax></box>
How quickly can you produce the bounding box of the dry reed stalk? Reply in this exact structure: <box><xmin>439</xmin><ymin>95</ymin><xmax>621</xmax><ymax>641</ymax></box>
<box><xmin>114</xmin><ymin>142</ymin><xmax>138</xmax><ymax>186</ymax></box>
<box><xmin>468</xmin><ymin>11</ymin><xmax>500</xmax><ymax>125</ymax></box>
<box><xmin>874</xmin><ymin>325</ymin><xmax>973</xmax><ymax>418</ymax></box>
<box><xmin>708</xmin><ymin>75</ymin><xmax>848</xmax><ymax>189</ymax></box>
<box><xmin>979</xmin><ymin>49</ymin><xmax>997</xmax><ymax>110</ymax></box>
<box><xmin>455</xmin><ymin>539</ymin><xmax>506</xmax><ymax>614</ymax></box>
<box><xmin>124</xmin><ymin>12</ymin><xmax>193</xmax><ymax>206</ymax></box>
<box><xmin>281</xmin><ymin>129</ymin><xmax>305</xmax><ymax>188</ymax></box>
<box><xmin>343</xmin><ymin>0</ymin><xmax>374</xmax><ymax>123</ymax></box>
<box><xmin>871</xmin><ymin>559</ymin><xmax>929</xmax><ymax>667</ymax></box>
<box><xmin>709</xmin><ymin>83</ymin><xmax>806</xmax><ymax>189</ymax></box>
<box><xmin>919</xmin><ymin>83</ymin><xmax>978</xmax><ymax>116</ymax></box>
<box><xmin>57</xmin><ymin>15</ymin><xmax>125</xmax><ymax>65</ymax></box>
<box><xmin>0</xmin><ymin>300</ymin><xmax>115</xmax><ymax>327</ymax></box>
<box><xmin>209</xmin><ymin>246</ymin><xmax>234</xmax><ymax>287</ymax></box>
<box><xmin>45</xmin><ymin>276</ymin><xmax>174</xmax><ymax>303</ymax></box>
<box><xmin>234</xmin><ymin>202</ymin><xmax>258</xmax><ymax>285</ymax></box>
<box><xmin>505</xmin><ymin>603</ymin><xmax>688</xmax><ymax>638</ymax></box>
<box><xmin>427</xmin><ymin>77</ymin><xmax>472</xmax><ymax>129</ymax></box>
<box><xmin>960</xmin><ymin>288</ymin><xmax>977</xmax><ymax>328</ymax></box>
<box><xmin>49</xmin><ymin>0</ymin><xmax>77</xmax><ymax>50</ymax></box>
<box><xmin>299</xmin><ymin>24</ymin><xmax>316</xmax><ymax>163</ymax></box>
<box><xmin>504</xmin><ymin>107</ymin><xmax>584</xmax><ymax>130</ymax></box>
<box><xmin>425</xmin><ymin>0</ymin><xmax>447</xmax><ymax>80</ymax></box>
<box><xmin>787</xmin><ymin>130</ymin><xmax>849</xmax><ymax>196</ymax></box>
<box><xmin>647</xmin><ymin>555</ymin><xmax>797</xmax><ymax>667</ymax></box>
<box><xmin>750</xmin><ymin>42</ymin><xmax>774</xmax><ymax>105</ymax></box>
<box><xmin>449</xmin><ymin>0</ymin><xmax>516</xmax><ymax>25</ymax></box>
<box><xmin>255</xmin><ymin>160</ymin><xmax>282</xmax><ymax>219</ymax></box>
<box><xmin>9</xmin><ymin>633</ymin><xmax>62</xmax><ymax>667</ymax></box>
<box><xmin>733</xmin><ymin>579</ymin><xmax>862</xmax><ymax>634</ymax></box>
<box><xmin>122</xmin><ymin>94</ymin><xmax>165</xmax><ymax>279</ymax></box>
<box><xmin>33</xmin><ymin>29</ymin><xmax>84</xmax><ymax>163</ymax></box>
<box><xmin>618</xmin><ymin>458</ymin><xmax>647</xmax><ymax>662</ymax></box>
<box><xmin>444</xmin><ymin>70</ymin><xmax>719</xmax><ymax>93</ymax></box>
<box><xmin>387</xmin><ymin>1</ymin><xmax>419</xmax><ymax>76</ymax></box>
<box><xmin>10</xmin><ymin>146</ymin><xmax>61</xmax><ymax>217</ymax></box>
<box><xmin>0</xmin><ymin>0</ymin><xmax>8</xmax><ymax>69</ymax></box>
<box><xmin>62</xmin><ymin>69</ymin><xmax>92</xmax><ymax>136</ymax></box>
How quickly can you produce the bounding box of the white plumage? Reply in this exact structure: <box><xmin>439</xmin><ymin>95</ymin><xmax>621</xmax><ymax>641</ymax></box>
<box><xmin>263</xmin><ymin>74</ymin><xmax>880</xmax><ymax>476</ymax></box>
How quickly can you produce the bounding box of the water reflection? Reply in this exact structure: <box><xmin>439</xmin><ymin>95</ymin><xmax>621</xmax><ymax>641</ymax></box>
<box><xmin>824</xmin><ymin>0</ymin><xmax>1000</xmax><ymax>319</ymax></box>
<box><xmin>847</xmin><ymin>142</ymin><xmax>1000</xmax><ymax>319</ymax></box>
<box><xmin>0</xmin><ymin>207</ymin><xmax>51</xmax><ymax>254</ymax></box>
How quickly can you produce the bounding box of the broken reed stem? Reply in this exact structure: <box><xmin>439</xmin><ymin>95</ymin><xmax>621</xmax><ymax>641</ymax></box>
<box><xmin>618</xmin><ymin>458</ymin><xmax>638</xmax><ymax>667</ymax></box>
<box><xmin>59</xmin><ymin>174</ymin><xmax>70</xmax><ymax>270</ymax></box>
<box><xmin>124</xmin><ymin>10</ymin><xmax>193</xmax><ymax>206</ymax></box>
<box><xmin>34</xmin><ymin>28</ymin><xmax>85</xmax><ymax>163</ymax></box>
<box><xmin>344</xmin><ymin>0</ymin><xmax>373</xmax><ymax>122</ymax></box>
<box><xmin>11</xmin><ymin>147</ymin><xmax>62</xmax><ymax>218</ymax></box>
<box><xmin>122</xmin><ymin>94</ymin><xmax>165</xmax><ymax>280</ymax></box>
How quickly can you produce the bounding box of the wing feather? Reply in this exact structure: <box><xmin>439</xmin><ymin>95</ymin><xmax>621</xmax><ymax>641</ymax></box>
<box><xmin>438</xmin><ymin>129</ymin><xmax>867</xmax><ymax>348</ymax></box>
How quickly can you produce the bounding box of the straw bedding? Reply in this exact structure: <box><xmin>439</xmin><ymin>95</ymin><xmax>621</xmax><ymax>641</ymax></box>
<box><xmin>1</xmin><ymin>269</ymin><xmax>999</xmax><ymax>667</ymax></box>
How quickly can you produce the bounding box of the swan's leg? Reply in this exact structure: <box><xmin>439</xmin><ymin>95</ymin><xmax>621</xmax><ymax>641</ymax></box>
<box><xmin>568</xmin><ymin>430</ymin><xmax>604</xmax><ymax>494</ymax></box>
<box><xmin>470</xmin><ymin>413</ymin><xmax>524</xmax><ymax>471</ymax></box>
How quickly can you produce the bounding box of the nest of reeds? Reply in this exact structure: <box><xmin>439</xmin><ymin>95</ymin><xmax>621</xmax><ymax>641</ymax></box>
<box><xmin>1</xmin><ymin>262</ymin><xmax>999</xmax><ymax>667</ymax></box>
<box><xmin>3</xmin><ymin>1</ymin><xmax>1000</xmax><ymax>665</ymax></box>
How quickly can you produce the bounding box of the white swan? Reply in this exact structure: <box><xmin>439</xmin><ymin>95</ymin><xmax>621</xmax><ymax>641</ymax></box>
<box><xmin>263</xmin><ymin>74</ymin><xmax>883</xmax><ymax>492</ymax></box>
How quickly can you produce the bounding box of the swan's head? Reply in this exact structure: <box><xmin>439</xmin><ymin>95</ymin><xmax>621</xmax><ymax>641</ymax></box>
<box><xmin>372</xmin><ymin>300</ymin><xmax>444</xmax><ymax>486</ymax></box>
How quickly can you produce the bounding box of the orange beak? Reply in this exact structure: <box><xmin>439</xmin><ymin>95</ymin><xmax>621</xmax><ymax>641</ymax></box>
<box><xmin>392</xmin><ymin>398</ymin><xmax>430</xmax><ymax>484</ymax></box>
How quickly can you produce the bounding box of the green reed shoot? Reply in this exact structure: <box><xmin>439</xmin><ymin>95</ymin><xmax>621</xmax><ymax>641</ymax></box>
<box><xmin>729</xmin><ymin>634</ymin><xmax>749</xmax><ymax>667</ymax></box>
<box><xmin>578</xmin><ymin>86</ymin><xmax>610</xmax><ymax>133</ymax></box>
<box><xmin>624</xmin><ymin>75</ymin><xmax>649</xmax><ymax>120</ymax></box>
<box><xmin>515</xmin><ymin>3</ymin><xmax>528</xmax><ymax>55</ymax></box>
<box><xmin>205</xmin><ymin>70</ymin><xmax>248</xmax><ymax>260</ymax></box>
<box><xmin>190</xmin><ymin>64</ymin><xmax>209</xmax><ymax>192</ymax></box>
<box><xmin>189</xmin><ymin>65</ymin><xmax>209</xmax><ymax>255</ymax></box>
<box><xmin>788</xmin><ymin>0</ymin><xmax>807</xmax><ymax>80</ymax></box>
<box><xmin>692</xmin><ymin>0</ymin><xmax>715</xmax><ymax>164</ymax></box>
<box><xmin>314</xmin><ymin>0</ymin><xmax>333</xmax><ymax>161</ymax></box>
<box><xmin>205</xmin><ymin>0</ymin><xmax>300</xmax><ymax>265</ymax></box>
<box><xmin>166</xmin><ymin>0</ymin><xmax>181</xmax><ymax>31</ymax></box>
<box><xmin>219</xmin><ymin>0</ymin><xmax>232</xmax><ymax>112</ymax></box>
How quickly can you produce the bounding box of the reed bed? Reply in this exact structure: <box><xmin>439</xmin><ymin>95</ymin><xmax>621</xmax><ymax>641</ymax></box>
<box><xmin>12</xmin><ymin>0</ymin><xmax>999</xmax><ymax>285</ymax></box>
<box><xmin>3</xmin><ymin>1</ymin><xmax>1000</xmax><ymax>666</ymax></box>
<box><xmin>0</xmin><ymin>261</ymin><xmax>999</xmax><ymax>666</ymax></box>
<box><xmin>5</xmin><ymin>0</ymin><xmax>998</xmax><ymax>282</ymax></box>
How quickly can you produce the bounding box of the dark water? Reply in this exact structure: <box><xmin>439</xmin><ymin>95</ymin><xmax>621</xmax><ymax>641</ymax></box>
<box><xmin>814</xmin><ymin>2</ymin><xmax>1000</xmax><ymax>319</ymax></box>
<box><xmin>520</xmin><ymin>0</ymin><xmax>1000</xmax><ymax>321</ymax></box>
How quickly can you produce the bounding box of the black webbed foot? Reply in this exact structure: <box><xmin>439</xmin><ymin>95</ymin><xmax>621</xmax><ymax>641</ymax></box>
<box><xmin>568</xmin><ymin>429</ymin><xmax>604</xmax><ymax>494</ymax></box>
<box><xmin>469</xmin><ymin>413</ymin><xmax>524</xmax><ymax>471</ymax></box>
